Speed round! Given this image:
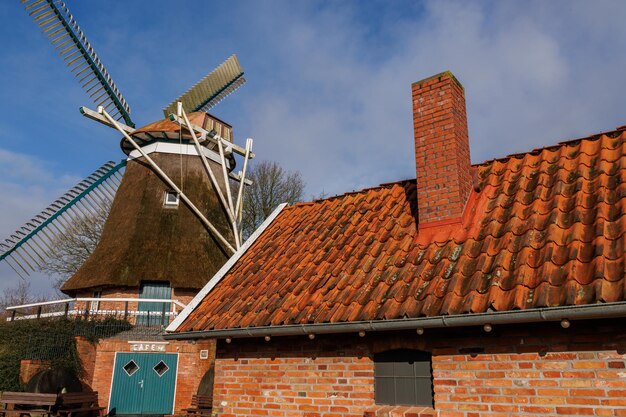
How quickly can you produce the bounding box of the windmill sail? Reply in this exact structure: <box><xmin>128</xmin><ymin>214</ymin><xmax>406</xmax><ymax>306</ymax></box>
<box><xmin>0</xmin><ymin>160</ymin><xmax>125</xmax><ymax>278</ymax></box>
<box><xmin>21</xmin><ymin>0</ymin><xmax>134</xmax><ymax>127</ymax></box>
<box><xmin>162</xmin><ymin>54</ymin><xmax>246</xmax><ymax>119</ymax></box>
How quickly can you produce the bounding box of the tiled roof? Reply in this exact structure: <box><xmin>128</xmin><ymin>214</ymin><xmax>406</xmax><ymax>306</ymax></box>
<box><xmin>177</xmin><ymin>128</ymin><xmax>626</xmax><ymax>332</ymax></box>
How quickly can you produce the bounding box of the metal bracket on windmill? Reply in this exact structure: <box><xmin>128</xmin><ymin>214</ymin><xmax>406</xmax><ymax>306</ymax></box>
<box><xmin>98</xmin><ymin>106</ymin><xmax>237</xmax><ymax>255</ymax></box>
<box><xmin>176</xmin><ymin>102</ymin><xmax>253</xmax><ymax>249</ymax></box>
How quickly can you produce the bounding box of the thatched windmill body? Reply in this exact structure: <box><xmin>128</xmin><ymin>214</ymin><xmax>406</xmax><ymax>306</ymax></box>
<box><xmin>61</xmin><ymin>111</ymin><xmax>248</xmax><ymax>306</ymax></box>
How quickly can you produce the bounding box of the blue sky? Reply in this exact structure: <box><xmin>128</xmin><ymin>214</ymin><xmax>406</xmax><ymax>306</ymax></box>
<box><xmin>1</xmin><ymin>0</ymin><xmax>626</xmax><ymax>296</ymax></box>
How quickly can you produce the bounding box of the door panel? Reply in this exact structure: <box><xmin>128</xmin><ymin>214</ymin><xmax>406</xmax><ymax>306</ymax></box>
<box><xmin>110</xmin><ymin>353</ymin><xmax>145</xmax><ymax>415</ymax></box>
<box><xmin>109</xmin><ymin>352</ymin><xmax>178</xmax><ymax>415</ymax></box>
<box><xmin>141</xmin><ymin>354</ymin><xmax>178</xmax><ymax>414</ymax></box>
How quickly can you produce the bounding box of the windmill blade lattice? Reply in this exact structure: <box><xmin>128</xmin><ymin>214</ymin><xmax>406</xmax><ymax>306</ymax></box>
<box><xmin>163</xmin><ymin>54</ymin><xmax>245</xmax><ymax>119</ymax></box>
<box><xmin>21</xmin><ymin>0</ymin><xmax>133</xmax><ymax>127</ymax></box>
<box><xmin>0</xmin><ymin>160</ymin><xmax>125</xmax><ymax>278</ymax></box>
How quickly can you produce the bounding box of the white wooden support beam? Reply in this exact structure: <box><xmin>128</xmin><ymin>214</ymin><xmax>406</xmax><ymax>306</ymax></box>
<box><xmin>216</xmin><ymin>136</ymin><xmax>238</xmax><ymax>247</ymax></box>
<box><xmin>179</xmin><ymin>104</ymin><xmax>240</xmax><ymax>249</ymax></box>
<box><xmin>99</xmin><ymin>107</ymin><xmax>236</xmax><ymax>255</ymax></box>
<box><xmin>235</xmin><ymin>138</ymin><xmax>253</xmax><ymax>224</ymax></box>
<box><xmin>229</xmin><ymin>171</ymin><xmax>253</xmax><ymax>186</ymax></box>
<box><xmin>80</xmin><ymin>106</ymin><xmax>135</xmax><ymax>133</ymax></box>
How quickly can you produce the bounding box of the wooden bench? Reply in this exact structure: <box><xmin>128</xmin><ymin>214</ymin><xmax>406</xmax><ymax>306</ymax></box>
<box><xmin>56</xmin><ymin>392</ymin><xmax>104</xmax><ymax>417</ymax></box>
<box><xmin>0</xmin><ymin>392</ymin><xmax>58</xmax><ymax>417</ymax></box>
<box><xmin>183</xmin><ymin>395</ymin><xmax>212</xmax><ymax>417</ymax></box>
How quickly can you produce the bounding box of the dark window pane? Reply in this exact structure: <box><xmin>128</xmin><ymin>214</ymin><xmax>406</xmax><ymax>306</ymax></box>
<box><xmin>153</xmin><ymin>360</ymin><xmax>169</xmax><ymax>377</ymax></box>
<box><xmin>416</xmin><ymin>377</ymin><xmax>433</xmax><ymax>407</ymax></box>
<box><xmin>123</xmin><ymin>360</ymin><xmax>139</xmax><ymax>377</ymax></box>
<box><xmin>395</xmin><ymin>361</ymin><xmax>415</xmax><ymax>377</ymax></box>
<box><xmin>375</xmin><ymin>361</ymin><xmax>394</xmax><ymax>377</ymax></box>
<box><xmin>395</xmin><ymin>377</ymin><xmax>416</xmax><ymax>405</ymax></box>
<box><xmin>413</xmin><ymin>360</ymin><xmax>431</xmax><ymax>376</ymax></box>
<box><xmin>375</xmin><ymin>377</ymin><xmax>395</xmax><ymax>404</ymax></box>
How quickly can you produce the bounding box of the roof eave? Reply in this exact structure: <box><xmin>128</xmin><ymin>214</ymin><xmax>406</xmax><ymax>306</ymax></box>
<box><xmin>164</xmin><ymin>301</ymin><xmax>626</xmax><ymax>340</ymax></box>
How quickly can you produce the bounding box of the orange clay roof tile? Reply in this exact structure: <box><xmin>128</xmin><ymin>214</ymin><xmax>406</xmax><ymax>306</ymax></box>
<box><xmin>177</xmin><ymin>128</ymin><xmax>626</xmax><ymax>332</ymax></box>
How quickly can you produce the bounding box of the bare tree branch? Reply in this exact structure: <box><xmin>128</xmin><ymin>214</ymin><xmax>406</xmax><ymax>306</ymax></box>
<box><xmin>0</xmin><ymin>282</ymin><xmax>49</xmax><ymax>318</ymax></box>
<box><xmin>39</xmin><ymin>202</ymin><xmax>110</xmax><ymax>290</ymax></box>
<box><xmin>242</xmin><ymin>160</ymin><xmax>305</xmax><ymax>239</ymax></box>
<box><xmin>0</xmin><ymin>282</ymin><xmax>34</xmax><ymax>311</ymax></box>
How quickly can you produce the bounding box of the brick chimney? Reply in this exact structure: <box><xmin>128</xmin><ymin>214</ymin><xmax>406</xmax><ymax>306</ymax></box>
<box><xmin>412</xmin><ymin>71</ymin><xmax>472</xmax><ymax>226</ymax></box>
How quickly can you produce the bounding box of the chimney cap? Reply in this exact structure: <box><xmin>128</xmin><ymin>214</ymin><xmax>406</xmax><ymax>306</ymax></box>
<box><xmin>411</xmin><ymin>70</ymin><xmax>464</xmax><ymax>91</ymax></box>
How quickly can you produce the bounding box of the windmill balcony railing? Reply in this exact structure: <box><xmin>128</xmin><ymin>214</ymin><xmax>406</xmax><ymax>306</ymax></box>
<box><xmin>4</xmin><ymin>297</ymin><xmax>187</xmax><ymax>328</ymax></box>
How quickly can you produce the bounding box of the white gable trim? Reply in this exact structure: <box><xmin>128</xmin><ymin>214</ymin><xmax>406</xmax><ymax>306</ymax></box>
<box><xmin>165</xmin><ymin>203</ymin><xmax>288</xmax><ymax>332</ymax></box>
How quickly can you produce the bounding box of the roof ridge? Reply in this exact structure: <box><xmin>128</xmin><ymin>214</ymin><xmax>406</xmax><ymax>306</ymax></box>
<box><xmin>297</xmin><ymin>179</ymin><xmax>415</xmax><ymax>205</ymax></box>
<box><xmin>296</xmin><ymin>126</ymin><xmax>626</xmax><ymax>204</ymax></box>
<box><xmin>290</xmin><ymin>125</ymin><xmax>626</xmax><ymax>206</ymax></box>
<box><xmin>474</xmin><ymin>125</ymin><xmax>625</xmax><ymax>167</ymax></box>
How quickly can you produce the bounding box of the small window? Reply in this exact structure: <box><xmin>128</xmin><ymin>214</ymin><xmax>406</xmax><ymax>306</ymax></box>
<box><xmin>164</xmin><ymin>191</ymin><xmax>179</xmax><ymax>207</ymax></box>
<box><xmin>374</xmin><ymin>349</ymin><xmax>433</xmax><ymax>407</ymax></box>
<box><xmin>153</xmin><ymin>360</ymin><xmax>169</xmax><ymax>377</ymax></box>
<box><xmin>123</xmin><ymin>360</ymin><xmax>139</xmax><ymax>377</ymax></box>
<box><xmin>90</xmin><ymin>291</ymin><xmax>102</xmax><ymax>311</ymax></box>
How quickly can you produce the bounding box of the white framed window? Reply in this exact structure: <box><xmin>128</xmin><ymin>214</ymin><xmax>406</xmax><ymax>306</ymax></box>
<box><xmin>164</xmin><ymin>191</ymin><xmax>180</xmax><ymax>207</ymax></box>
<box><xmin>90</xmin><ymin>290</ymin><xmax>102</xmax><ymax>311</ymax></box>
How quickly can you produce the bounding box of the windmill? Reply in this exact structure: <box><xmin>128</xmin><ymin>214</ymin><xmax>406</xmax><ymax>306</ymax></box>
<box><xmin>1</xmin><ymin>0</ymin><xmax>254</xmax><ymax>297</ymax></box>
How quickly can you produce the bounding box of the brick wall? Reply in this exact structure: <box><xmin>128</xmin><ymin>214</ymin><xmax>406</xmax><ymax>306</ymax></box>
<box><xmin>213</xmin><ymin>341</ymin><xmax>373</xmax><ymax>417</ymax></box>
<box><xmin>433</xmin><ymin>350</ymin><xmax>626</xmax><ymax>416</ymax></box>
<box><xmin>82</xmin><ymin>337</ymin><xmax>215</xmax><ymax>415</ymax></box>
<box><xmin>173</xmin><ymin>288</ymin><xmax>197</xmax><ymax>307</ymax></box>
<box><xmin>19</xmin><ymin>359</ymin><xmax>49</xmax><ymax>385</ymax></box>
<box><xmin>75</xmin><ymin>336</ymin><xmax>97</xmax><ymax>388</ymax></box>
<box><xmin>412</xmin><ymin>71</ymin><xmax>472</xmax><ymax>226</ymax></box>
<box><xmin>211</xmin><ymin>319</ymin><xmax>626</xmax><ymax>417</ymax></box>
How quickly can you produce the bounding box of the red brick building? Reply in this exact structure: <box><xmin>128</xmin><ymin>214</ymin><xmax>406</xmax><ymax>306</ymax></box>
<box><xmin>166</xmin><ymin>72</ymin><xmax>626</xmax><ymax>416</ymax></box>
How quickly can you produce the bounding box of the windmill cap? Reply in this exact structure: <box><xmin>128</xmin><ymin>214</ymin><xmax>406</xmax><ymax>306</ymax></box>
<box><xmin>120</xmin><ymin>111</ymin><xmax>234</xmax><ymax>156</ymax></box>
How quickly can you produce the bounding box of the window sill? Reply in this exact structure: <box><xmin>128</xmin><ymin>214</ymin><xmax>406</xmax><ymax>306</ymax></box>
<box><xmin>364</xmin><ymin>405</ymin><xmax>436</xmax><ymax>417</ymax></box>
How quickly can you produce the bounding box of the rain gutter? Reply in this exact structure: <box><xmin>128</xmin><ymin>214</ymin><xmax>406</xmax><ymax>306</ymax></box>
<box><xmin>164</xmin><ymin>301</ymin><xmax>626</xmax><ymax>341</ymax></box>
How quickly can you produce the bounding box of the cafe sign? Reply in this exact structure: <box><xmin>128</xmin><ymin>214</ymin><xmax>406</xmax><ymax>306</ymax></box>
<box><xmin>128</xmin><ymin>341</ymin><xmax>168</xmax><ymax>352</ymax></box>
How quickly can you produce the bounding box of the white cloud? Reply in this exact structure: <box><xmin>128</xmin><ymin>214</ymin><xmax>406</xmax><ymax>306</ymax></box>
<box><xmin>231</xmin><ymin>0</ymin><xmax>626</xmax><ymax>199</ymax></box>
<box><xmin>0</xmin><ymin>148</ymin><xmax>78</xmax><ymax>296</ymax></box>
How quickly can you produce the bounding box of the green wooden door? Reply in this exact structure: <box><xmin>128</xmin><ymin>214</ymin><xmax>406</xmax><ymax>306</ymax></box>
<box><xmin>109</xmin><ymin>352</ymin><xmax>178</xmax><ymax>415</ymax></box>
<box><xmin>137</xmin><ymin>282</ymin><xmax>172</xmax><ymax>326</ymax></box>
